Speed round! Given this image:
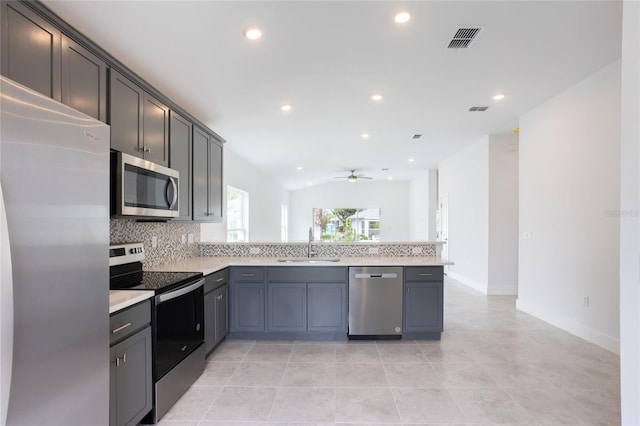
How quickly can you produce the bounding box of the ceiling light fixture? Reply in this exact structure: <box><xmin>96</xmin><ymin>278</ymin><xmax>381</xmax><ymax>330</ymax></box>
<box><xmin>348</xmin><ymin>175</ymin><xmax>357</xmax><ymax>183</ymax></box>
<box><xmin>394</xmin><ymin>11</ymin><xmax>411</xmax><ymax>24</ymax></box>
<box><xmin>361</xmin><ymin>133</ymin><xmax>369</xmax><ymax>139</ymax></box>
<box><xmin>371</xmin><ymin>94</ymin><xmax>383</xmax><ymax>102</ymax></box>
<box><xmin>388</xmin><ymin>176</ymin><xmax>393</xmax><ymax>181</ymax></box>
<box><xmin>297</xmin><ymin>166</ymin><xmax>303</xmax><ymax>171</ymax></box>
<box><xmin>409</xmin><ymin>158</ymin><xmax>415</xmax><ymax>163</ymax></box>
<box><xmin>493</xmin><ymin>93</ymin><xmax>505</xmax><ymax>100</ymax></box>
<box><xmin>281</xmin><ymin>104</ymin><xmax>292</xmax><ymax>112</ymax></box>
<box><xmin>243</xmin><ymin>27</ymin><xmax>262</xmax><ymax>40</ymax></box>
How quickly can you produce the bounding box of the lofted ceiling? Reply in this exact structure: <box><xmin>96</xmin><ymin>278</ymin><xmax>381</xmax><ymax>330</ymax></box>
<box><xmin>42</xmin><ymin>1</ymin><xmax>622</xmax><ymax>190</ymax></box>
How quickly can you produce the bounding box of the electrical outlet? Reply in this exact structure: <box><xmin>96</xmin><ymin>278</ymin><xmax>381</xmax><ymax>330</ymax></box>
<box><xmin>181</xmin><ymin>234</ymin><xmax>186</xmax><ymax>244</ymax></box>
<box><xmin>583</xmin><ymin>296</ymin><xmax>590</xmax><ymax>307</ymax></box>
<box><xmin>187</xmin><ymin>233</ymin><xmax>194</xmax><ymax>244</ymax></box>
<box><xmin>249</xmin><ymin>247</ymin><xmax>261</xmax><ymax>255</ymax></box>
<box><xmin>151</xmin><ymin>236</ymin><xmax>157</xmax><ymax>248</ymax></box>
<box><xmin>368</xmin><ymin>247</ymin><xmax>379</xmax><ymax>255</ymax></box>
<box><xmin>412</xmin><ymin>247</ymin><xmax>423</xmax><ymax>255</ymax></box>
<box><xmin>523</xmin><ymin>231</ymin><xmax>532</xmax><ymax>240</ymax></box>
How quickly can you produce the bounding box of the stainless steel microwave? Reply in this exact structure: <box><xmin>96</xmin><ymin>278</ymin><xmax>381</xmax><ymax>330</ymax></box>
<box><xmin>114</xmin><ymin>152</ymin><xmax>179</xmax><ymax>218</ymax></box>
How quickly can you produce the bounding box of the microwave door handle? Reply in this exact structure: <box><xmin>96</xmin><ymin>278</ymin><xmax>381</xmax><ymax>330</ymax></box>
<box><xmin>166</xmin><ymin>177</ymin><xmax>178</xmax><ymax>209</ymax></box>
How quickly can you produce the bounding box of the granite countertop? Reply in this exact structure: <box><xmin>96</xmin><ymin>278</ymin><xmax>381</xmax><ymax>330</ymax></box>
<box><xmin>150</xmin><ymin>256</ymin><xmax>453</xmax><ymax>276</ymax></box>
<box><xmin>109</xmin><ymin>290</ymin><xmax>155</xmax><ymax>314</ymax></box>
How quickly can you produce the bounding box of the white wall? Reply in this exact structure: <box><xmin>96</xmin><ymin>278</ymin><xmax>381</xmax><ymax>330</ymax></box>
<box><xmin>201</xmin><ymin>148</ymin><xmax>289</xmax><ymax>242</ymax></box>
<box><xmin>408</xmin><ymin>170</ymin><xmax>439</xmax><ymax>241</ymax></box>
<box><xmin>620</xmin><ymin>1</ymin><xmax>640</xmax><ymax>423</ymax></box>
<box><xmin>517</xmin><ymin>60</ymin><xmax>621</xmax><ymax>353</ymax></box>
<box><xmin>488</xmin><ymin>135</ymin><xmax>519</xmax><ymax>295</ymax></box>
<box><xmin>289</xmin><ymin>181</ymin><xmax>410</xmax><ymax>242</ymax></box>
<box><xmin>438</xmin><ymin>138</ymin><xmax>490</xmax><ymax>292</ymax></box>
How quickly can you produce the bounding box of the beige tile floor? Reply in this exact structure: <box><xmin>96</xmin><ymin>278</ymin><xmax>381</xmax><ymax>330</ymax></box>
<box><xmin>158</xmin><ymin>276</ymin><xmax>621</xmax><ymax>425</ymax></box>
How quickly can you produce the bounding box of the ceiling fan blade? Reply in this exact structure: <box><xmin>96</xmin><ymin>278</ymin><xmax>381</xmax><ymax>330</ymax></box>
<box><xmin>359</xmin><ymin>176</ymin><xmax>373</xmax><ymax>179</ymax></box>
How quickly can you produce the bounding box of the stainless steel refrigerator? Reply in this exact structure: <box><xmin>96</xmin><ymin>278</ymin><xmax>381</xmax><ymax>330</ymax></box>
<box><xmin>0</xmin><ymin>76</ymin><xmax>110</xmax><ymax>425</ymax></box>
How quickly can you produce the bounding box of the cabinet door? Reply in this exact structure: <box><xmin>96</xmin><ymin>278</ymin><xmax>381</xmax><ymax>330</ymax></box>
<box><xmin>61</xmin><ymin>35</ymin><xmax>107</xmax><ymax>122</ymax></box>
<box><xmin>232</xmin><ymin>283</ymin><xmax>265</xmax><ymax>332</ymax></box>
<box><xmin>169</xmin><ymin>111</ymin><xmax>192</xmax><ymax>221</ymax></box>
<box><xmin>109</xmin><ymin>69</ymin><xmax>143</xmax><ymax>157</ymax></box>
<box><xmin>308</xmin><ymin>283</ymin><xmax>347</xmax><ymax>331</ymax></box>
<box><xmin>404</xmin><ymin>282</ymin><xmax>443</xmax><ymax>332</ymax></box>
<box><xmin>192</xmin><ymin>126</ymin><xmax>210</xmax><ymax>221</ymax></box>
<box><xmin>1</xmin><ymin>1</ymin><xmax>61</xmax><ymax>100</ymax></box>
<box><xmin>204</xmin><ymin>290</ymin><xmax>216</xmax><ymax>354</ymax></box>
<box><xmin>142</xmin><ymin>92</ymin><xmax>169</xmax><ymax>166</ymax></box>
<box><xmin>110</xmin><ymin>327</ymin><xmax>152</xmax><ymax>426</ymax></box>
<box><xmin>215</xmin><ymin>284</ymin><xmax>229</xmax><ymax>345</ymax></box>
<box><xmin>267</xmin><ymin>283</ymin><xmax>307</xmax><ymax>332</ymax></box>
<box><xmin>208</xmin><ymin>140</ymin><xmax>223</xmax><ymax>220</ymax></box>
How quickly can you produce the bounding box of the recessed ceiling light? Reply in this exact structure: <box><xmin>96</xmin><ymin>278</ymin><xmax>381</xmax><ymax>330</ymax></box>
<box><xmin>307</xmin><ymin>182</ymin><xmax>312</xmax><ymax>186</ymax></box>
<box><xmin>388</xmin><ymin>176</ymin><xmax>393</xmax><ymax>181</ymax></box>
<box><xmin>493</xmin><ymin>93</ymin><xmax>505</xmax><ymax>100</ymax></box>
<box><xmin>408</xmin><ymin>158</ymin><xmax>415</xmax><ymax>163</ymax></box>
<box><xmin>361</xmin><ymin>133</ymin><xmax>370</xmax><ymax>139</ymax></box>
<box><xmin>281</xmin><ymin>104</ymin><xmax>292</xmax><ymax>112</ymax></box>
<box><xmin>381</xmin><ymin>168</ymin><xmax>390</xmax><ymax>171</ymax></box>
<box><xmin>371</xmin><ymin>94</ymin><xmax>383</xmax><ymax>102</ymax></box>
<box><xmin>394</xmin><ymin>11</ymin><xmax>411</xmax><ymax>24</ymax></box>
<box><xmin>297</xmin><ymin>166</ymin><xmax>303</xmax><ymax>171</ymax></box>
<box><xmin>243</xmin><ymin>27</ymin><xmax>262</xmax><ymax>40</ymax></box>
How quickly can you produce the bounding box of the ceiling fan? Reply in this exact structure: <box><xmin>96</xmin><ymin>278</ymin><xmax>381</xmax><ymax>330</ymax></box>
<box><xmin>333</xmin><ymin>170</ymin><xmax>373</xmax><ymax>183</ymax></box>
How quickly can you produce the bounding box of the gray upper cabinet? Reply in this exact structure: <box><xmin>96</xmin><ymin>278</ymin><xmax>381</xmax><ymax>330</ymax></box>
<box><xmin>193</xmin><ymin>125</ymin><xmax>223</xmax><ymax>221</ymax></box>
<box><xmin>109</xmin><ymin>69</ymin><xmax>169</xmax><ymax>166</ymax></box>
<box><xmin>1</xmin><ymin>1</ymin><xmax>61</xmax><ymax>100</ymax></box>
<box><xmin>169</xmin><ymin>111</ymin><xmax>193</xmax><ymax>221</ymax></box>
<box><xmin>61</xmin><ymin>35</ymin><xmax>107</xmax><ymax>122</ymax></box>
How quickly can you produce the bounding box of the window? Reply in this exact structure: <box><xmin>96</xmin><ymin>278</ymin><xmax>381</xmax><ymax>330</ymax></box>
<box><xmin>281</xmin><ymin>204</ymin><xmax>289</xmax><ymax>242</ymax></box>
<box><xmin>312</xmin><ymin>208</ymin><xmax>381</xmax><ymax>242</ymax></box>
<box><xmin>227</xmin><ymin>186</ymin><xmax>249</xmax><ymax>241</ymax></box>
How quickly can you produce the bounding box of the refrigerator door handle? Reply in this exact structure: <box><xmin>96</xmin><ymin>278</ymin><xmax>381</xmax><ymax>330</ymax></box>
<box><xmin>0</xmin><ymin>182</ymin><xmax>14</xmax><ymax>425</ymax></box>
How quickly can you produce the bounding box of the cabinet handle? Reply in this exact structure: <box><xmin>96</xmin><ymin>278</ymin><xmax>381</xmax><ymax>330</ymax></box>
<box><xmin>407</xmin><ymin>288</ymin><xmax>410</xmax><ymax>293</ymax></box>
<box><xmin>144</xmin><ymin>146</ymin><xmax>151</xmax><ymax>153</ymax></box>
<box><xmin>259</xmin><ymin>289</ymin><xmax>263</xmax><ymax>294</ymax></box>
<box><xmin>215</xmin><ymin>278</ymin><xmax>224</xmax><ymax>282</ymax></box>
<box><xmin>241</xmin><ymin>273</ymin><xmax>255</xmax><ymax>277</ymax></box>
<box><xmin>115</xmin><ymin>353</ymin><xmax>127</xmax><ymax>366</ymax></box>
<box><xmin>418</xmin><ymin>273</ymin><xmax>433</xmax><ymax>276</ymax></box>
<box><xmin>111</xmin><ymin>322</ymin><xmax>131</xmax><ymax>334</ymax></box>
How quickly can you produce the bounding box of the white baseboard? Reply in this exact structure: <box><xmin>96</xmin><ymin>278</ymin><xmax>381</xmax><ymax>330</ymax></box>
<box><xmin>446</xmin><ymin>271</ymin><xmax>488</xmax><ymax>294</ymax></box>
<box><xmin>516</xmin><ymin>298</ymin><xmax>620</xmax><ymax>354</ymax></box>
<box><xmin>486</xmin><ymin>284</ymin><xmax>518</xmax><ymax>296</ymax></box>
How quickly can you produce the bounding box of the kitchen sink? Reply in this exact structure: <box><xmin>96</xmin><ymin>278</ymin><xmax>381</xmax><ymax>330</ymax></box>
<box><xmin>276</xmin><ymin>257</ymin><xmax>341</xmax><ymax>263</ymax></box>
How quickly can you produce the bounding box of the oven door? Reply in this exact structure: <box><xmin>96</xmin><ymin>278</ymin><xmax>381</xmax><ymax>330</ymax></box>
<box><xmin>153</xmin><ymin>278</ymin><xmax>204</xmax><ymax>380</ymax></box>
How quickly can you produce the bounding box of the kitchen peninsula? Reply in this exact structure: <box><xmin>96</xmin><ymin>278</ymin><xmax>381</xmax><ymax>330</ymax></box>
<box><xmin>148</xmin><ymin>241</ymin><xmax>452</xmax><ymax>342</ymax></box>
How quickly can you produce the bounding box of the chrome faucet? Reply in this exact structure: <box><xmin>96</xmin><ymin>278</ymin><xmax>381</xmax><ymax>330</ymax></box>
<box><xmin>308</xmin><ymin>227</ymin><xmax>316</xmax><ymax>258</ymax></box>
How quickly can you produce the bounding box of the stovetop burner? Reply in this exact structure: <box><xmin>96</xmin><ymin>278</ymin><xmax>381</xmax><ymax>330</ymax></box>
<box><xmin>109</xmin><ymin>242</ymin><xmax>203</xmax><ymax>294</ymax></box>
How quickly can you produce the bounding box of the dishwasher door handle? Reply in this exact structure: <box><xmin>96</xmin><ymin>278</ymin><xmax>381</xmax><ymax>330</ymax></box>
<box><xmin>354</xmin><ymin>273</ymin><xmax>398</xmax><ymax>279</ymax></box>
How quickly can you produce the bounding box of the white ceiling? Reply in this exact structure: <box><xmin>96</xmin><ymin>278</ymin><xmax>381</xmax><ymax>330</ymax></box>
<box><xmin>42</xmin><ymin>1</ymin><xmax>622</xmax><ymax>190</ymax></box>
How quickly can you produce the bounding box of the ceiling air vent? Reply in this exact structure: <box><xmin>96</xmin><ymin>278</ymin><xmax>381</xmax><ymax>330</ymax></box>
<box><xmin>412</xmin><ymin>134</ymin><xmax>422</xmax><ymax>139</ymax></box>
<box><xmin>447</xmin><ymin>27</ymin><xmax>481</xmax><ymax>49</ymax></box>
<box><xmin>468</xmin><ymin>106</ymin><xmax>489</xmax><ymax>112</ymax></box>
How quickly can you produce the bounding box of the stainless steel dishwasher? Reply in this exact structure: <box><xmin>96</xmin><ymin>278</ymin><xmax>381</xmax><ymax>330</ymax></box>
<box><xmin>348</xmin><ymin>266</ymin><xmax>404</xmax><ymax>338</ymax></box>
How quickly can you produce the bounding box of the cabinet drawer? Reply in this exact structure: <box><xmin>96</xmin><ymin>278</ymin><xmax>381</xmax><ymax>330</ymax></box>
<box><xmin>404</xmin><ymin>266</ymin><xmax>444</xmax><ymax>282</ymax></box>
<box><xmin>267</xmin><ymin>266</ymin><xmax>347</xmax><ymax>283</ymax></box>
<box><xmin>231</xmin><ymin>267</ymin><xmax>264</xmax><ymax>282</ymax></box>
<box><xmin>205</xmin><ymin>268</ymin><xmax>229</xmax><ymax>293</ymax></box>
<box><xmin>110</xmin><ymin>300</ymin><xmax>151</xmax><ymax>346</ymax></box>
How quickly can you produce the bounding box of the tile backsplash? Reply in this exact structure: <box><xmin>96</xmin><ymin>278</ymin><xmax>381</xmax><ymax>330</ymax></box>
<box><xmin>110</xmin><ymin>219</ymin><xmax>200</xmax><ymax>268</ymax></box>
<box><xmin>199</xmin><ymin>242</ymin><xmax>442</xmax><ymax>258</ymax></box>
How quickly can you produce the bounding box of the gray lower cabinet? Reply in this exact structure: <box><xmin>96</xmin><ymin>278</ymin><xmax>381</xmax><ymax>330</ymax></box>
<box><xmin>169</xmin><ymin>111</ymin><xmax>193</xmax><ymax>221</ymax></box>
<box><xmin>263</xmin><ymin>267</ymin><xmax>348</xmax><ymax>334</ymax></box>
<box><xmin>193</xmin><ymin>125</ymin><xmax>223</xmax><ymax>221</ymax></box>
<box><xmin>230</xmin><ymin>267</ymin><xmax>265</xmax><ymax>332</ymax></box>
<box><xmin>109</xmin><ymin>300</ymin><xmax>152</xmax><ymax>426</ymax></box>
<box><xmin>204</xmin><ymin>269</ymin><xmax>229</xmax><ymax>354</ymax></box>
<box><xmin>403</xmin><ymin>266</ymin><xmax>444</xmax><ymax>333</ymax></box>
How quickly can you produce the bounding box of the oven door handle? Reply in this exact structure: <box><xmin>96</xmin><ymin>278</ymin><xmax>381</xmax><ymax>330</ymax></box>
<box><xmin>155</xmin><ymin>278</ymin><xmax>205</xmax><ymax>304</ymax></box>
